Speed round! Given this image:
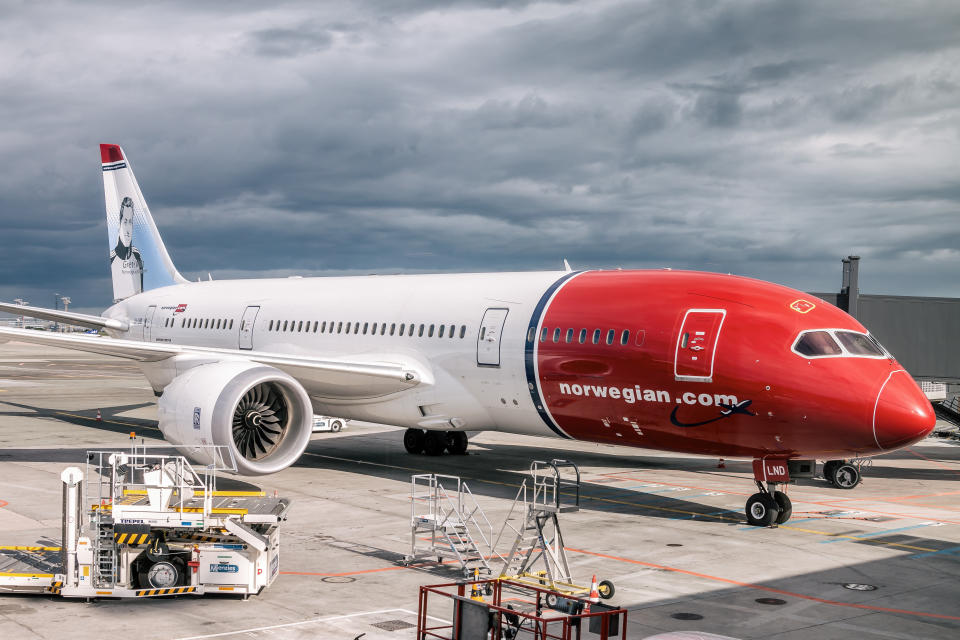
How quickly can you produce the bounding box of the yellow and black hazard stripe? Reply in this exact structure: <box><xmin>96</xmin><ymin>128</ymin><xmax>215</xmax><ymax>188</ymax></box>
<box><xmin>174</xmin><ymin>533</ymin><xmax>225</xmax><ymax>543</ymax></box>
<box><xmin>135</xmin><ymin>586</ymin><xmax>198</xmax><ymax>597</ymax></box>
<box><xmin>114</xmin><ymin>532</ymin><xmax>151</xmax><ymax>545</ymax></box>
<box><xmin>48</xmin><ymin>580</ymin><xmax>63</xmax><ymax>595</ymax></box>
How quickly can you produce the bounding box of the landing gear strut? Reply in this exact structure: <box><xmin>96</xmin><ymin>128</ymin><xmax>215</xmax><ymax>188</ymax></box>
<box><xmin>402</xmin><ymin>428</ymin><xmax>469</xmax><ymax>456</ymax></box>
<box><xmin>747</xmin><ymin>459</ymin><xmax>793</xmax><ymax>526</ymax></box>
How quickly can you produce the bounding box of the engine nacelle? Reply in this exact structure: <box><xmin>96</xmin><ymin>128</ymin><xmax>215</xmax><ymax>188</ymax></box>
<box><xmin>157</xmin><ymin>361</ymin><xmax>313</xmax><ymax>475</ymax></box>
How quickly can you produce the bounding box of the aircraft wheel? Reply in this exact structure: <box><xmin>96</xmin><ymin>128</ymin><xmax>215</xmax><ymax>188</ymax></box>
<box><xmin>403</xmin><ymin>428</ymin><xmax>425</xmax><ymax>454</ymax></box>
<box><xmin>329</xmin><ymin>420</ymin><xmax>344</xmax><ymax>433</ymax></box>
<box><xmin>745</xmin><ymin>492</ymin><xmax>780</xmax><ymax>527</ymax></box>
<box><xmin>773</xmin><ymin>491</ymin><xmax>792</xmax><ymax>524</ymax></box>
<box><xmin>598</xmin><ymin>579</ymin><xmax>615</xmax><ymax>599</ymax></box>
<box><xmin>446</xmin><ymin>431</ymin><xmax>468</xmax><ymax>455</ymax></box>
<box><xmin>423</xmin><ymin>431</ymin><xmax>447</xmax><ymax>456</ymax></box>
<box><xmin>823</xmin><ymin>460</ymin><xmax>841</xmax><ymax>480</ymax></box>
<box><xmin>830</xmin><ymin>463</ymin><xmax>861</xmax><ymax>489</ymax></box>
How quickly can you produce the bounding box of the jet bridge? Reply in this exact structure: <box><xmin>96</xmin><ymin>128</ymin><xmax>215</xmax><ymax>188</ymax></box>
<box><xmin>0</xmin><ymin>447</ymin><xmax>290</xmax><ymax>599</ymax></box>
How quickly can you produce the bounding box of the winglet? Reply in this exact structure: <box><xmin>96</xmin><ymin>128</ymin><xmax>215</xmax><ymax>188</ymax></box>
<box><xmin>100</xmin><ymin>144</ymin><xmax>124</xmax><ymax>164</ymax></box>
<box><xmin>563</xmin><ymin>258</ymin><xmax>572</xmax><ymax>273</ymax></box>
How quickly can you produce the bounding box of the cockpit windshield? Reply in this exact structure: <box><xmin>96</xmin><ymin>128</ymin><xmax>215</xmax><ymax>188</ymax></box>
<box><xmin>794</xmin><ymin>331</ymin><xmax>842</xmax><ymax>356</ymax></box>
<box><xmin>835</xmin><ymin>331</ymin><xmax>885</xmax><ymax>356</ymax></box>
<box><xmin>793</xmin><ymin>329</ymin><xmax>888</xmax><ymax>359</ymax></box>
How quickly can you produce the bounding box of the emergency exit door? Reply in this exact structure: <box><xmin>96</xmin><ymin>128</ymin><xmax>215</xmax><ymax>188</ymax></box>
<box><xmin>477</xmin><ymin>308</ymin><xmax>509</xmax><ymax>367</ymax></box>
<box><xmin>144</xmin><ymin>305</ymin><xmax>157</xmax><ymax>342</ymax></box>
<box><xmin>674</xmin><ymin>309</ymin><xmax>726</xmax><ymax>382</ymax></box>
<box><xmin>239</xmin><ymin>306</ymin><xmax>260</xmax><ymax>350</ymax></box>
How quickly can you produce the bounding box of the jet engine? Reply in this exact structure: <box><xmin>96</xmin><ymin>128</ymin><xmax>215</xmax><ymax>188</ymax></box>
<box><xmin>157</xmin><ymin>361</ymin><xmax>313</xmax><ymax>475</ymax></box>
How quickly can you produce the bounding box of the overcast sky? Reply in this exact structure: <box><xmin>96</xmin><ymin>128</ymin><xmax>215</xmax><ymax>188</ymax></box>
<box><xmin>0</xmin><ymin>0</ymin><xmax>958</xmax><ymax>312</ymax></box>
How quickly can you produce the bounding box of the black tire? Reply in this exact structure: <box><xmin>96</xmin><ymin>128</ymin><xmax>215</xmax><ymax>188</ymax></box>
<box><xmin>545</xmin><ymin>593</ymin><xmax>559</xmax><ymax>609</ymax></box>
<box><xmin>330</xmin><ymin>420</ymin><xmax>343</xmax><ymax>433</ymax></box>
<box><xmin>598</xmin><ymin>579</ymin><xmax>615</xmax><ymax>599</ymax></box>
<box><xmin>823</xmin><ymin>460</ymin><xmax>841</xmax><ymax>481</ymax></box>
<box><xmin>831</xmin><ymin>463</ymin><xmax>861</xmax><ymax>489</ymax></box>
<box><xmin>773</xmin><ymin>491</ymin><xmax>792</xmax><ymax>524</ymax></box>
<box><xmin>423</xmin><ymin>431</ymin><xmax>447</xmax><ymax>456</ymax></box>
<box><xmin>446</xmin><ymin>431</ymin><xmax>468</xmax><ymax>455</ymax></box>
<box><xmin>745</xmin><ymin>492</ymin><xmax>780</xmax><ymax>527</ymax></box>
<box><xmin>403</xmin><ymin>428</ymin><xmax>425</xmax><ymax>454</ymax></box>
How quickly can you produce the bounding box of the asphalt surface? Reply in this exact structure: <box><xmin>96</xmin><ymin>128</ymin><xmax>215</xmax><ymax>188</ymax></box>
<box><xmin>1</xmin><ymin>341</ymin><xmax>958</xmax><ymax>639</ymax></box>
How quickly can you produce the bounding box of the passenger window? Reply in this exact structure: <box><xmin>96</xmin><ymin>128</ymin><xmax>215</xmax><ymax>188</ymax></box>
<box><xmin>298</xmin><ymin>321</ymin><xmax>304</xmax><ymax>332</ymax></box>
<box><xmin>429</xmin><ymin>324</ymin><xmax>435</xmax><ymax>337</ymax></box>
<box><xmin>552</xmin><ymin>328</ymin><xmax>561</xmax><ymax>343</ymax></box>
<box><xmin>621</xmin><ymin>329</ymin><xmax>630</xmax><ymax>345</ymax></box>
<box><xmin>354</xmin><ymin>323</ymin><xmax>360</xmax><ymax>334</ymax></box>
<box><xmin>337</xmin><ymin>322</ymin><xmax>343</xmax><ymax>334</ymax></box>
<box><xmin>540</xmin><ymin>327</ymin><xmax>548</xmax><ymax>342</ymax></box>
<box><xmin>229</xmin><ymin>319</ymin><xmax>233</xmax><ymax>330</ymax></box>
<box><xmin>449</xmin><ymin>324</ymin><xmax>455</xmax><ymax>338</ymax></box>
<box><xmin>313</xmin><ymin>321</ymin><xmax>318</xmax><ymax>332</ymax></box>
<box><xmin>216</xmin><ymin>319</ymin><xmax>221</xmax><ymax>330</ymax></box>
<box><xmin>363</xmin><ymin>322</ymin><xmax>369</xmax><ymax>335</ymax></box>
<box><xmin>439</xmin><ymin>325</ymin><xmax>446</xmax><ymax>338</ymax></box>
<box><xmin>283</xmin><ymin>320</ymin><xmax>288</xmax><ymax>332</ymax></box>
<box><xmin>794</xmin><ymin>331</ymin><xmax>843</xmax><ymax>356</ymax></box>
<box><xmin>579</xmin><ymin>329</ymin><xmax>586</xmax><ymax>344</ymax></box>
<box><xmin>380</xmin><ymin>323</ymin><xmax>387</xmax><ymax>335</ymax></box>
<box><xmin>399</xmin><ymin>323</ymin><xmax>405</xmax><ymax>335</ymax></box>
<box><xmin>592</xmin><ymin>329</ymin><xmax>600</xmax><ymax>344</ymax></box>
<box><xmin>527</xmin><ymin>327</ymin><xmax>535</xmax><ymax>343</ymax></box>
<box><xmin>606</xmin><ymin>329</ymin><xmax>615</xmax><ymax>345</ymax></box>
<box><xmin>418</xmin><ymin>324</ymin><xmax>425</xmax><ymax>337</ymax></box>
<box><xmin>410</xmin><ymin>324</ymin><xmax>417</xmax><ymax>337</ymax></box>
<box><xmin>480</xmin><ymin>327</ymin><xmax>486</xmax><ymax>340</ymax></box>
<box><xmin>460</xmin><ymin>325</ymin><xmax>466</xmax><ymax>339</ymax></box>
<box><xmin>565</xmin><ymin>328</ymin><xmax>574</xmax><ymax>343</ymax></box>
<box><xmin>836</xmin><ymin>331</ymin><xmax>884</xmax><ymax>356</ymax></box>
<box><xmin>390</xmin><ymin>323</ymin><xmax>396</xmax><ymax>336</ymax></box>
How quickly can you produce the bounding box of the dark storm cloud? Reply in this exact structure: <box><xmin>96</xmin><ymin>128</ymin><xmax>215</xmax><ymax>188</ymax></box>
<box><xmin>0</xmin><ymin>0</ymin><xmax>958</xmax><ymax>315</ymax></box>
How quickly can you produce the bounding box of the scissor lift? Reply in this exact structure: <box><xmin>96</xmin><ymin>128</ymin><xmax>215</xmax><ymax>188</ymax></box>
<box><xmin>0</xmin><ymin>447</ymin><xmax>290</xmax><ymax>599</ymax></box>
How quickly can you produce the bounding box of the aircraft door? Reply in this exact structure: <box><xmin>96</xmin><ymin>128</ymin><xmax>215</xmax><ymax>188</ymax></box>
<box><xmin>239</xmin><ymin>305</ymin><xmax>260</xmax><ymax>350</ymax></box>
<box><xmin>477</xmin><ymin>308</ymin><xmax>509</xmax><ymax>367</ymax></box>
<box><xmin>674</xmin><ymin>309</ymin><xmax>726</xmax><ymax>382</ymax></box>
<box><xmin>144</xmin><ymin>305</ymin><xmax>157</xmax><ymax>342</ymax></box>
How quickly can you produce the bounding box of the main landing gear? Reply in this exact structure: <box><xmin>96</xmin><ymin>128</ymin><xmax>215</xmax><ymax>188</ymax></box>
<box><xmin>403</xmin><ymin>428</ymin><xmax>469</xmax><ymax>456</ymax></box>
<box><xmin>823</xmin><ymin>459</ymin><xmax>861</xmax><ymax>489</ymax></box>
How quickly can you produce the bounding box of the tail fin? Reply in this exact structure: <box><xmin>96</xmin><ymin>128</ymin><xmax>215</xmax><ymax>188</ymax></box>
<box><xmin>101</xmin><ymin>144</ymin><xmax>186</xmax><ymax>303</ymax></box>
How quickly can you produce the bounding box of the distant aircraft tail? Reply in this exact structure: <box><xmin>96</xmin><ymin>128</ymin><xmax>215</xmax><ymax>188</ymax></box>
<box><xmin>101</xmin><ymin>144</ymin><xmax>186</xmax><ymax>303</ymax></box>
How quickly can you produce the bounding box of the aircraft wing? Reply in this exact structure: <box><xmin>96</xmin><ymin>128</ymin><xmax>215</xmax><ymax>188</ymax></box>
<box><xmin>0</xmin><ymin>301</ymin><xmax>129</xmax><ymax>331</ymax></box>
<box><xmin>0</xmin><ymin>326</ymin><xmax>424</xmax><ymax>399</ymax></box>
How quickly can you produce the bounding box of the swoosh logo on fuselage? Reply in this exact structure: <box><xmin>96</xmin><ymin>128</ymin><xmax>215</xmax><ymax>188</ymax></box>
<box><xmin>670</xmin><ymin>399</ymin><xmax>756</xmax><ymax>428</ymax></box>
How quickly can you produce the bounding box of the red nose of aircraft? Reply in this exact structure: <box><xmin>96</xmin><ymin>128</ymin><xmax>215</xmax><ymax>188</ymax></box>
<box><xmin>873</xmin><ymin>370</ymin><xmax>936</xmax><ymax>450</ymax></box>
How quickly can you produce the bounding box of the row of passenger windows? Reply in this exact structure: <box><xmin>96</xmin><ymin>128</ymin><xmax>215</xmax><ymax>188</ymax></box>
<box><xmin>164</xmin><ymin>317</ymin><xmax>234</xmax><ymax>330</ymax></box>
<box><xmin>527</xmin><ymin>326</ymin><xmax>633</xmax><ymax>346</ymax></box>
<box><xmin>267</xmin><ymin>319</ymin><xmax>469</xmax><ymax>339</ymax></box>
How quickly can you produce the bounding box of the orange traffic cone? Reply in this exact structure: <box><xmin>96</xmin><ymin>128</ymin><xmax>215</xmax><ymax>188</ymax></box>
<box><xmin>589</xmin><ymin>574</ymin><xmax>600</xmax><ymax>603</ymax></box>
<box><xmin>718</xmin><ymin>458</ymin><xmax>726</xmax><ymax>469</ymax></box>
<box><xmin>96</xmin><ymin>409</ymin><xmax>102</xmax><ymax>422</ymax></box>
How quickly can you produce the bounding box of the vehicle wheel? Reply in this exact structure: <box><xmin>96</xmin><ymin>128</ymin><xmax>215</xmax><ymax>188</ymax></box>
<box><xmin>598</xmin><ymin>579</ymin><xmax>615</xmax><ymax>599</ymax></box>
<box><xmin>403</xmin><ymin>428</ymin><xmax>425</xmax><ymax>454</ymax></box>
<box><xmin>745</xmin><ymin>492</ymin><xmax>780</xmax><ymax>527</ymax></box>
<box><xmin>446</xmin><ymin>431</ymin><xmax>468</xmax><ymax>455</ymax></box>
<box><xmin>830</xmin><ymin>463</ymin><xmax>861</xmax><ymax>489</ymax></box>
<box><xmin>823</xmin><ymin>460</ymin><xmax>841</xmax><ymax>481</ymax></box>
<box><xmin>330</xmin><ymin>420</ymin><xmax>343</xmax><ymax>433</ymax></box>
<box><xmin>423</xmin><ymin>431</ymin><xmax>447</xmax><ymax>456</ymax></box>
<box><xmin>545</xmin><ymin>593</ymin><xmax>559</xmax><ymax>608</ymax></box>
<box><xmin>773</xmin><ymin>491</ymin><xmax>792</xmax><ymax>524</ymax></box>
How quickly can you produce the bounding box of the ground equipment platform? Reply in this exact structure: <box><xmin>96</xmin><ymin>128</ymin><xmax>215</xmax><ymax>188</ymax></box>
<box><xmin>0</xmin><ymin>447</ymin><xmax>290</xmax><ymax>599</ymax></box>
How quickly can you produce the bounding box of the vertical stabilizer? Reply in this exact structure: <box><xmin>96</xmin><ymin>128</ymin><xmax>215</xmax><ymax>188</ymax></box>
<box><xmin>101</xmin><ymin>144</ymin><xmax>185</xmax><ymax>302</ymax></box>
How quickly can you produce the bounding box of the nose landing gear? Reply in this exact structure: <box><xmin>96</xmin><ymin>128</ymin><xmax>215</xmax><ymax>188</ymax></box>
<box><xmin>823</xmin><ymin>459</ymin><xmax>862</xmax><ymax>489</ymax></box>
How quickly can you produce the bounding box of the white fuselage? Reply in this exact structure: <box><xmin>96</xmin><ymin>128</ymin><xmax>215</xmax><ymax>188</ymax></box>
<box><xmin>106</xmin><ymin>271</ymin><xmax>570</xmax><ymax>438</ymax></box>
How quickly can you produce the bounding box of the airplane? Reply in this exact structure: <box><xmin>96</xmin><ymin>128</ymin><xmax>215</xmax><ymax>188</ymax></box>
<box><xmin>0</xmin><ymin>144</ymin><xmax>936</xmax><ymax>527</ymax></box>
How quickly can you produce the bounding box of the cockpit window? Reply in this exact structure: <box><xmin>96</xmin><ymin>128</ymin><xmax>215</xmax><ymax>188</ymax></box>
<box><xmin>794</xmin><ymin>331</ymin><xmax>842</xmax><ymax>356</ymax></box>
<box><xmin>835</xmin><ymin>331</ymin><xmax>885</xmax><ymax>356</ymax></box>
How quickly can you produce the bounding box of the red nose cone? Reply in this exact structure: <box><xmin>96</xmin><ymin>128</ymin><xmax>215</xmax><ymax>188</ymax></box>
<box><xmin>873</xmin><ymin>371</ymin><xmax>936</xmax><ymax>450</ymax></box>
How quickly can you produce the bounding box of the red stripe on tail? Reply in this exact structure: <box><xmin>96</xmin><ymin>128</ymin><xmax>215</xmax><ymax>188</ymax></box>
<box><xmin>100</xmin><ymin>144</ymin><xmax>124</xmax><ymax>164</ymax></box>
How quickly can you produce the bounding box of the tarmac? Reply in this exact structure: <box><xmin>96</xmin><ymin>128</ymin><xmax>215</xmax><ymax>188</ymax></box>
<box><xmin>0</xmin><ymin>341</ymin><xmax>958</xmax><ymax>639</ymax></box>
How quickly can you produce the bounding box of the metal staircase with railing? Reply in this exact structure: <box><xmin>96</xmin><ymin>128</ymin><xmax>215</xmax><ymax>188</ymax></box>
<box><xmin>405</xmin><ymin>474</ymin><xmax>494</xmax><ymax>577</ymax></box>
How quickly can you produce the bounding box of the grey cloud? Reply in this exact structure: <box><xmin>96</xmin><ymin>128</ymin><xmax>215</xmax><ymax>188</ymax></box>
<box><xmin>247</xmin><ymin>24</ymin><xmax>334</xmax><ymax>58</ymax></box>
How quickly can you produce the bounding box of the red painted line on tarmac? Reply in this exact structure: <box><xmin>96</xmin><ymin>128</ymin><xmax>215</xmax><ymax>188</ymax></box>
<box><xmin>565</xmin><ymin>547</ymin><xmax>960</xmax><ymax>622</ymax></box>
<box><xmin>0</xmin><ymin>500</ymin><xmax>7</xmax><ymax>508</ymax></box>
<box><xmin>907</xmin><ymin>448</ymin><xmax>960</xmax><ymax>476</ymax></box>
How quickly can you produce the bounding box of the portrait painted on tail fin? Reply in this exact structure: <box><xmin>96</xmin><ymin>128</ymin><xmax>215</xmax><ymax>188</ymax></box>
<box><xmin>109</xmin><ymin>196</ymin><xmax>144</xmax><ymax>301</ymax></box>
